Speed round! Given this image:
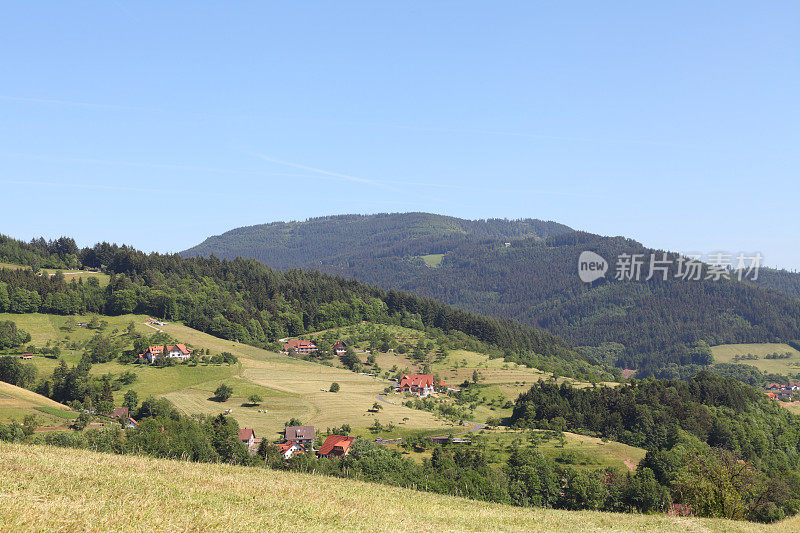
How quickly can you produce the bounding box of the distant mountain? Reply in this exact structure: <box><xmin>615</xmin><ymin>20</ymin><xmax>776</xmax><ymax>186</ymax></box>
<box><xmin>182</xmin><ymin>213</ymin><xmax>800</xmax><ymax>375</ymax></box>
<box><xmin>182</xmin><ymin>213</ymin><xmax>572</xmax><ymax>269</ymax></box>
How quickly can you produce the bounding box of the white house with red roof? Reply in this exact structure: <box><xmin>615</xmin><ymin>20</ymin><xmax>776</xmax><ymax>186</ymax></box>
<box><xmin>140</xmin><ymin>344</ymin><xmax>192</xmax><ymax>363</ymax></box>
<box><xmin>398</xmin><ymin>374</ymin><xmax>445</xmax><ymax>397</ymax></box>
<box><xmin>283</xmin><ymin>339</ymin><xmax>318</xmax><ymax>354</ymax></box>
<box><xmin>277</xmin><ymin>441</ymin><xmax>305</xmax><ymax>459</ymax></box>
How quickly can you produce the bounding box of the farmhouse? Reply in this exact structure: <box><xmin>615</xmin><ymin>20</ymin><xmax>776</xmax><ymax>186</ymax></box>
<box><xmin>333</xmin><ymin>341</ymin><xmax>347</xmax><ymax>356</ymax></box>
<box><xmin>20</xmin><ymin>353</ymin><xmax>34</xmax><ymax>360</ymax></box>
<box><xmin>139</xmin><ymin>344</ymin><xmax>192</xmax><ymax>363</ymax></box>
<box><xmin>108</xmin><ymin>407</ymin><xmax>129</xmax><ymax>420</ymax></box>
<box><xmin>284</xmin><ymin>425</ymin><xmax>315</xmax><ymax>448</ymax></box>
<box><xmin>283</xmin><ymin>339</ymin><xmax>318</xmax><ymax>354</ymax></box>
<box><xmin>317</xmin><ymin>435</ymin><xmax>355</xmax><ymax>458</ymax></box>
<box><xmin>239</xmin><ymin>428</ymin><xmax>257</xmax><ymax>453</ymax></box>
<box><xmin>398</xmin><ymin>374</ymin><xmax>444</xmax><ymax>397</ymax></box>
<box><xmin>277</xmin><ymin>441</ymin><xmax>305</xmax><ymax>459</ymax></box>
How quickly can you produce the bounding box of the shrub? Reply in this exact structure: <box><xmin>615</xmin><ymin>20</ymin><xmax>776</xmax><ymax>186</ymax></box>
<box><xmin>213</xmin><ymin>384</ymin><xmax>233</xmax><ymax>402</ymax></box>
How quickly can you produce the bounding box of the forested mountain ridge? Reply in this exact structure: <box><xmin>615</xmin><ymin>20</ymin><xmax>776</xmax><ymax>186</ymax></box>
<box><xmin>0</xmin><ymin>233</ymin><xmax>611</xmax><ymax>381</ymax></box>
<box><xmin>180</xmin><ymin>214</ymin><xmax>800</xmax><ymax>376</ymax></box>
<box><xmin>181</xmin><ymin>212</ymin><xmax>572</xmax><ymax>269</ymax></box>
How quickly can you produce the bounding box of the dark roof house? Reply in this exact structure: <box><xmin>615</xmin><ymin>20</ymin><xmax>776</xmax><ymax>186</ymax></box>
<box><xmin>284</xmin><ymin>425</ymin><xmax>315</xmax><ymax>443</ymax></box>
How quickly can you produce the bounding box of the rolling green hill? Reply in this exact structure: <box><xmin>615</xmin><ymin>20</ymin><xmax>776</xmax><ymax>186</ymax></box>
<box><xmin>0</xmin><ymin>232</ymin><xmax>611</xmax><ymax>382</ymax></box>
<box><xmin>0</xmin><ymin>441</ymin><xmax>795</xmax><ymax>532</ymax></box>
<box><xmin>181</xmin><ymin>214</ymin><xmax>800</xmax><ymax>376</ymax></box>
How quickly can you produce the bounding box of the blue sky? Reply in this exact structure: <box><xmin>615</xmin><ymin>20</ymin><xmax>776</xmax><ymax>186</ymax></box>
<box><xmin>1</xmin><ymin>2</ymin><xmax>798</xmax><ymax>269</ymax></box>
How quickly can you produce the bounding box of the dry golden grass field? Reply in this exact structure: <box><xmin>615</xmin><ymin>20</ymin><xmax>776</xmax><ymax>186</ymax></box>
<box><xmin>1</xmin><ymin>441</ymin><xmax>797</xmax><ymax>533</ymax></box>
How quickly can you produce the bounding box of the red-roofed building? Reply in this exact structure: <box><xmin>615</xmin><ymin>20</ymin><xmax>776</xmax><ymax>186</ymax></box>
<box><xmin>317</xmin><ymin>435</ymin><xmax>355</xmax><ymax>458</ymax></box>
<box><xmin>140</xmin><ymin>344</ymin><xmax>192</xmax><ymax>363</ymax></box>
<box><xmin>398</xmin><ymin>374</ymin><xmax>437</xmax><ymax>396</ymax></box>
<box><xmin>239</xmin><ymin>428</ymin><xmax>256</xmax><ymax>451</ymax></box>
<box><xmin>283</xmin><ymin>339</ymin><xmax>318</xmax><ymax>354</ymax></box>
<box><xmin>277</xmin><ymin>441</ymin><xmax>305</xmax><ymax>459</ymax></box>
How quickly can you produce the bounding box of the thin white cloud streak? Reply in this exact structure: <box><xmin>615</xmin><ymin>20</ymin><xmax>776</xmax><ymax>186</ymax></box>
<box><xmin>243</xmin><ymin>152</ymin><xmax>606</xmax><ymax>199</ymax></box>
<box><xmin>243</xmin><ymin>152</ymin><xmax>374</xmax><ymax>184</ymax></box>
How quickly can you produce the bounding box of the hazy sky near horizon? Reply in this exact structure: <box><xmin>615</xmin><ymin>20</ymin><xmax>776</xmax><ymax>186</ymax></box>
<box><xmin>2</xmin><ymin>2</ymin><xmax>798</xmax><ymax>269</ymax></box>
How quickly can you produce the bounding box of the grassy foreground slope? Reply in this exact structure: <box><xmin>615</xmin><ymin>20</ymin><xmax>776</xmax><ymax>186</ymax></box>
<box><xmin>0</xmin><ymin>442</ymin><xmax>792</xmax><ymax>533</ymax></box>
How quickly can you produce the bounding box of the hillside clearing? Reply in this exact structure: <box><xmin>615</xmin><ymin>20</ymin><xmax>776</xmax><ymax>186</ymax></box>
<box><xmin>0</xmin><ymin>263</ymin><xmax>110</xmax><ymax>287</ymax></box>
<box><xmin>0</xmin><ymin>441</ymin><xmax>793</xmax><ymax>533</ymax></box>
<box><xmin>419</xmin><ymin>253</ymin><xmax>444</xmax><ymax>267</ymax></box>
<box><xmin>712</xmin><ymin>343</ymin><xmax>800</xmax><ymax>376</ymax></box>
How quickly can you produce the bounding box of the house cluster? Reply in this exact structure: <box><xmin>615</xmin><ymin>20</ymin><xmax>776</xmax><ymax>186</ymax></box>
<box><xmin>282</xmin><ymin>339</ymin><xmax>349</xmax><ymax>357</ymax></box>
<box><xmin>397</xmin><ymin>374</ymin><xmax>446</xmax><ymax>397</ymax></box>
<box><xmin>138</xmin><ymin>344</ymin><xmax>192</xmax><ymax>364</ymax></box>
<box><xmin>105</xmin><ymin>406</ymin><xmax>138</xmax><ymax>428</ymax></box>
<box><xmin>282</xmin><ymin>339</ymin><xmax>318</xmax><ymax>355</ymax></box>
<box><xmin>238</xmin><ymin>424</ymin><xmax>356</xmax><ymax>459</ymax></box>
<box><xmin>764</xmin><ymin>382</ymin><xmax>800</xmax><ymax>401</ymax></box>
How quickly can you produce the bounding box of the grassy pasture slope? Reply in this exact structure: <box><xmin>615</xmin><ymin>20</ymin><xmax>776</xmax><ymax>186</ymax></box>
<box><xmin>156</xmin><ymin>321</ymin><xmax>451</xmax><ymax>438</ymax></box>
<box><xmin>712</xmin><ymin>342</ymin><xmax>800</xmax><ymax>376</ymax></box>
<box><xmin>3</xmin><ymin>314</ymin><xmax>636</xmax><ymax>464</ymax></box>
<box><xmin>0</xmin><ymin>313</ymin><xmax>452</xmax><ymax>439</ymax></box>
<box><xmin>310</xmin><ymin>323</ymin><xmax>616</xmax><ymax>423</ymax></box>
<box><xmin>0</xmin><ymin>381</ymin><xmax>74</xmax><ymax>426</ymax></box>
<box><xmin>0</xmin><ymin>441</ymin><xmax>792</xmax><ymax>533</ymax></box>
